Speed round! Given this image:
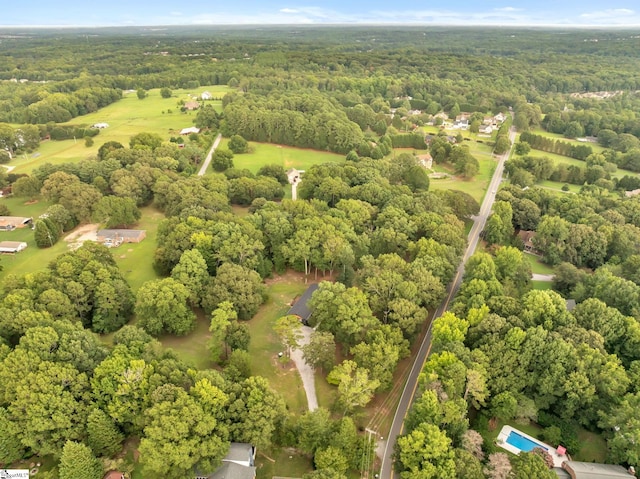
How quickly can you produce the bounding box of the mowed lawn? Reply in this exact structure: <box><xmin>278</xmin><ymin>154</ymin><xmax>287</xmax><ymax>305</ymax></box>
<box><xmin>0</xmin><ymin>197</ymin><xmax>164</xmax><ymax>291</ymax></box>
<box><xmin>428</xmin><ymin>155</ymin><xmax>497</xmax><ymax>203</ymax></box>
<box><xmin>247</xmin><ymin>275</ymin><xmax>311</xmax><ymax>415</ymax></box>
<box><xmin>0</xmin><ymin>196</ymin><xmax>67</xmax><ymax>278</ymax></box>
<box><xmin>10</xmin><ymin>85</ymin><xmax>231</xmax><ymax>173</ymax></box>
<box><xmin>231</xmin><ymin>142</ymin><xmax>345</xmax><ymax>174</ymax></box>
<box><xmin>523</xmin><ymin>252</ymin><xmax>555</xmax><ymax>275</ymax></box>
<box><xmin>112</xmin><ymin>205</ymin><xmax>164</xmax><ymax>292</ymax></box>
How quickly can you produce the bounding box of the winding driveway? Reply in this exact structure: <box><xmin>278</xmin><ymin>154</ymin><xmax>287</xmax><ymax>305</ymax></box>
<box><xmin>197</xmin><ymin>133</ymin><xmax>222</xmax><ymax>176</ymax></box>
<box><xmin>290</xmin><ymin>325</ymin><xmax>318</xmax><ymax>411</ymax></box>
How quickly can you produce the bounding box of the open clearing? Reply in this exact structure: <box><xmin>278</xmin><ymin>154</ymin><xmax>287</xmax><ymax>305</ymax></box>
<box><xmin>229</xmin><ymin>141</ymin><xmax>345</xmax><ymax>174</ymax></box>
<box><xmin>9</xmin><ymin>85</ymin><xmax>232</xmax><ymax>173</ymax></box>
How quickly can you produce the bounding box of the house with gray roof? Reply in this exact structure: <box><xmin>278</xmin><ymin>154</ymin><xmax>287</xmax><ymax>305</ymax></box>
<box><xmin>196</xmin><ymin>443</ymin><xmax>256</xmax><ymax>479</ymax></box>
<box><xmin>561</xmin><ymin>461</ymin><xmax>636</xmax><ymax>479</ymax></box>
<box><xmin>286</xmin><ymin>283</ymin><xmax>319</xmax><ymax>325</ymax></box>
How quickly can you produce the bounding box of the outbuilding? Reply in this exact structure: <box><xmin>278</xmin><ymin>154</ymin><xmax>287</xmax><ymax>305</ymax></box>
<box><xmin>97</xmin><ymin>229</ymin><xmax>146</xmax><ymax>245</ymax></box>
<box><xmin>0</xmin><ymin>241</ymin><xmax>27</xmax><ymax>253</ymax></box>
<box><xmin>0</xmin><ymin>216</ymin><xmax>33</xmax><ymax>230</ymax></box>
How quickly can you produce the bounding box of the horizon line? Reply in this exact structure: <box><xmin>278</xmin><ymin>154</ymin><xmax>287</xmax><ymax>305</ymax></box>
<box><xmin>1</xmin><ymin>22</ymin><xmax>640</xmax><ymax>29</ymax></box>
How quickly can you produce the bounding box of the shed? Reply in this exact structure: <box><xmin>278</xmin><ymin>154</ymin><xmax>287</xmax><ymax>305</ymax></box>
<box><xmin>0</xmin><ymin>216</ymin><xmax>32</xmax><ymax>230</ymax></box>
<box><xmin>562</xmin><ymin>461</ymin><xmax>635</xmax><ymax>479</ymax></box>
<box><xmin>97</xmin><ymin>229</ymin><xmax>146</xmax><ymax>244</ymax></box>
<box><xmin>287</xmin><ymin>283</ymin><xmax>319</xmax><ymax>325</ymax></box>
<box><xmin>184</xmin><ymin>101</ymin><xmax>200</xmax><ymax>111</ymax></box>
<box><xmin>0</xmin><ymin>241</ymin><xmax>27</xmax><ymax>253</ymax></box>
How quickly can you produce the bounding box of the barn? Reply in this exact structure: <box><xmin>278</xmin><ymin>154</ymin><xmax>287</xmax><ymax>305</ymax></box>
<box><xmin>0</xmin><ymin>241</ymin><xmax>27</xmax><ymax>253</ymax></box>
<box><xmin>0</xmin><ymin>216</ymin><xmax>33</xmax><ymax>231</ymax></box>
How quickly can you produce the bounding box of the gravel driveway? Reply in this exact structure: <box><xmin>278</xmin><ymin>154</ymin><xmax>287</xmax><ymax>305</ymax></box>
<box><xmin>290</xmin><ymin>324</ymin><xmax>318</xmax><ymax>411</ymax></box>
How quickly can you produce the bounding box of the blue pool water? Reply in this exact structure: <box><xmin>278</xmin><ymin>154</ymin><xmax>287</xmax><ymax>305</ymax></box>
<box><xmin>506</xmin><ymin>431</ymin><xmax>548</xmax><ymax>452</ymax></box>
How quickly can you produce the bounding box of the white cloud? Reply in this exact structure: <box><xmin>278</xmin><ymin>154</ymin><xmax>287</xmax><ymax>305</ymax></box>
<box><xmin>280</xmin><ymin>8</ymin><xmax>299</xmax><ymax>14</ymax></box>
<box><xmin>494</xmin><ymin>7</ymin><xmax>522</xmax><ymax>12</ymax></box>
<box><xmin>580</xmin><ymin>8</ymin><xmax>634</xmax><ymax>18</ymax></box>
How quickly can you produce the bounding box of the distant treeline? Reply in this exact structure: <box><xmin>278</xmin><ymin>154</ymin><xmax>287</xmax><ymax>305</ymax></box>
<box><xmin>520</xmin><ymin>131</ymin><xmax>593</xmax><ymax>160</ymax></box>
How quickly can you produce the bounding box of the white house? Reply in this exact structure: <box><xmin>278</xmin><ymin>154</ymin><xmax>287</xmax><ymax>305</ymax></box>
<box><xmin>479</xmin><ymin>124</ymin><xmax>493</xmax><ymax>134</ymax></box>
<box><xmin>180</xmin><ymin>127</ymin><xmax>201</xmax><ymax>135</ymax></box>
<box><xmin>200</xmin><ymin>91</ymin><xmax>213</xmax><ymax>100</ymax></box>
<box><xmin>92</xmin><ymin>122</ymin><xmax>109</xmax><ymax>129</ymax></box>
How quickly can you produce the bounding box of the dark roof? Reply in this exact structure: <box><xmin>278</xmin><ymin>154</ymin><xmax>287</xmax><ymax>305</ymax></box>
<box><xmin>225</xmin><ymin>443</ymin><xmax>255</xmax><ymax>466</ymax></box>
<box><xmin>563</xmin><ymin>461</ymin><xmax>635</xmax><ymax>479</ymax></box>
<box><xmin>286</xmin><ymin>283</ymin><xmax>319</xmax><ymax>321</ymax></box>
<box><xmin>207</xmin><ymin>462</ymin><xmax>256</xmax><ymax>479</ymax></box>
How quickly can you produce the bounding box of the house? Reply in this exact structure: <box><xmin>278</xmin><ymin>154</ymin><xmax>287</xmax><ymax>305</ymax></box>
<box><xmin>517</xmin><ymin>230</ymin><xmax>538</xmax><ymax>254</ymax></box>
<box><xmin>286</xmin><ymin>168</ymin><xmax>304</xmax><ymax>185</ymax></box>
<box><xmin>184</xmin><ymin>101</ymin><xmax>200</xmax><ymax>111</ymax></box>
<box><xmin>494</xmin><ymin>112</ymin><xmax>506</xmax><ymax>124</ymax></box>
<box><xmin>0</xmin><ymin>241</ymin><xmax>27</xmax><ymax>253</ymax></box>
<box><xmin>417</xmin><ymin>153</ymin><xmax>433</xmax><ymax>169</ymax></box>
<box><xmin>479</xmin><ymin>124</ymin><xmax>493</xmax><ymax>135</ymax></box>
<box><xmin>92</xmin><ymin>122</ymin><xmax>109</xmax><ymax>129</ymax></box>
<box><xmin>287</xmin><ymin>283</ymin><xmax>319</xmax><ymax>326</ymax></box>
<box><xmin>0</xmin><ymin>216</ymin><xmax>33</xmax><ymax>231</ymax></box>
<box><xmin>560</xmin><ymin>461</ymin><xmax>636</xmax><ymax>479</ymax></box>
<box><xmin>103</xmin><ymin>472</ymin><xmax>126</xmax><ymax>479</ymax></box>
<box><xmin>625</xmin><ymin>188</ymin><xmax>640</xmax><ymax>198</ymax></box>
<box><xmin>200</xmin><ymin>91</ymin><xmax>213</xmax><ymax>100</ymax></box>
<box><xmin>197</xmin><ymin>443</ymin><xmax>256</xmax><ymax>479</ymax></box>
<box><xmin>180</xmin><ymin>126</ymin><xmax>201</xmax><ymax>135</ymax></box>
<box><xmin>97</xmin><ymin>229</ymin><xmax>146</xmax><ymax>245</ymax></box>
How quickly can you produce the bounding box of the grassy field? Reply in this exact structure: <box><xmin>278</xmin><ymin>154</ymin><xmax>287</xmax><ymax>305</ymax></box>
<box><xmin>0</xmin><ymin>197</ymin><xmax>163</xmax><ymax>291</ymax></box>
<box><xmin>256</xmin><ymin>448</ymin><xmax>313</xmax><ymax>479</ymax></box>
<box><xmin>528</xmin><ymin>128</ymin><xmax>606</xmax><ymax>154</ymax></box>
<box><xmin>247</xmin><ymin>274</ymin><xmax>315</xmax><ymax>415</ymax></box>
<box><xmin>158</xmin><ymin>309</ymin><xmax>213</xmax><ymax>370</ymax></box>
<box><xmin>10</xmin><ymin>85</ymin><xmax>231</xmax><ymax>173</ymax></box>
<box><xmin>523</xmin><ymin>252</ymin><xmax>555</xmax><ymax>275</ymax></box>
<box><xmin>428</xmin><ymin>154</ymin><xmax>497</xmax><ymax>203</ymax></box>
<box><xmin>531</xmin><ymin>280</ymin><xmax>553</xmax><ymax>290</ymax></box>
<box><xmin>232</xmin><ymin>142</ymin><xmax>345</xmax><ymax>174</ymax></box>
<box><xmin>0</xmin><ymin>196</ymin><xmax>67</xmax><ymax>279</ymax></box>
<box><xmin>112</xmin><ymin>205</ymin><xmax>164</xmax><ymax>292</ymax></box>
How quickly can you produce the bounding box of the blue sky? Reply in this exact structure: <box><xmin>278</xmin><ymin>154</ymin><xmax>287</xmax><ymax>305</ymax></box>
<box><xmin>4</xmin><ymin>1</ymin><xmax>640</xmax><ymax>27</ymax></box>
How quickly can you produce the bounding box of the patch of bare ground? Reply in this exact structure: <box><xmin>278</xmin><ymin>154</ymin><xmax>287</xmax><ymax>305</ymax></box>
<box><xmin>64</xmin><ymin>223</ymin><xmax>100</xmax><ymax>249</ymax></box>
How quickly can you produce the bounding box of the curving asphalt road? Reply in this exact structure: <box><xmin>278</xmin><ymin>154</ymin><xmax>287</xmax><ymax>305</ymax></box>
<box><xmin>378</xmin><ymin>124</ymin><xmax>517</xmax><ymax>479</ymax></box>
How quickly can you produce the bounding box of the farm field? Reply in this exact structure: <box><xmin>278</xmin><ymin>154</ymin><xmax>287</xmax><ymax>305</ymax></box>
<box><xmin>9</xmin><ymin>85</ymin><xmax>232</xmax><ymax>173</ymax></box>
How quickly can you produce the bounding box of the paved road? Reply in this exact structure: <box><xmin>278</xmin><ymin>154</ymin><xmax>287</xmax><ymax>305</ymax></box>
<box><xmin>378</xmin><ymin>124</ymin><xmax>517</xmax><ymax>479</ymax></box>
<box><xmin>197</xmin><ymin>133</ymin><xmax>222</xmax><ymax>176</ymax></box>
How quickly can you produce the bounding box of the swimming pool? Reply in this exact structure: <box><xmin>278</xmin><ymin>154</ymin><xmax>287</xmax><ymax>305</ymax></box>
<box><xmin>505</xmin><ymin>431</ymin><xmax>548</xmax><ymax>452</ymax></box>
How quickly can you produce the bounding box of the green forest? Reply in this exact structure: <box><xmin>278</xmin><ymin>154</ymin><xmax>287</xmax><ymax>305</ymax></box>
<box><xmin>1</xmin><ymin>26</ymin><xmax>640</xmax><ymax>479</ymax></box>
